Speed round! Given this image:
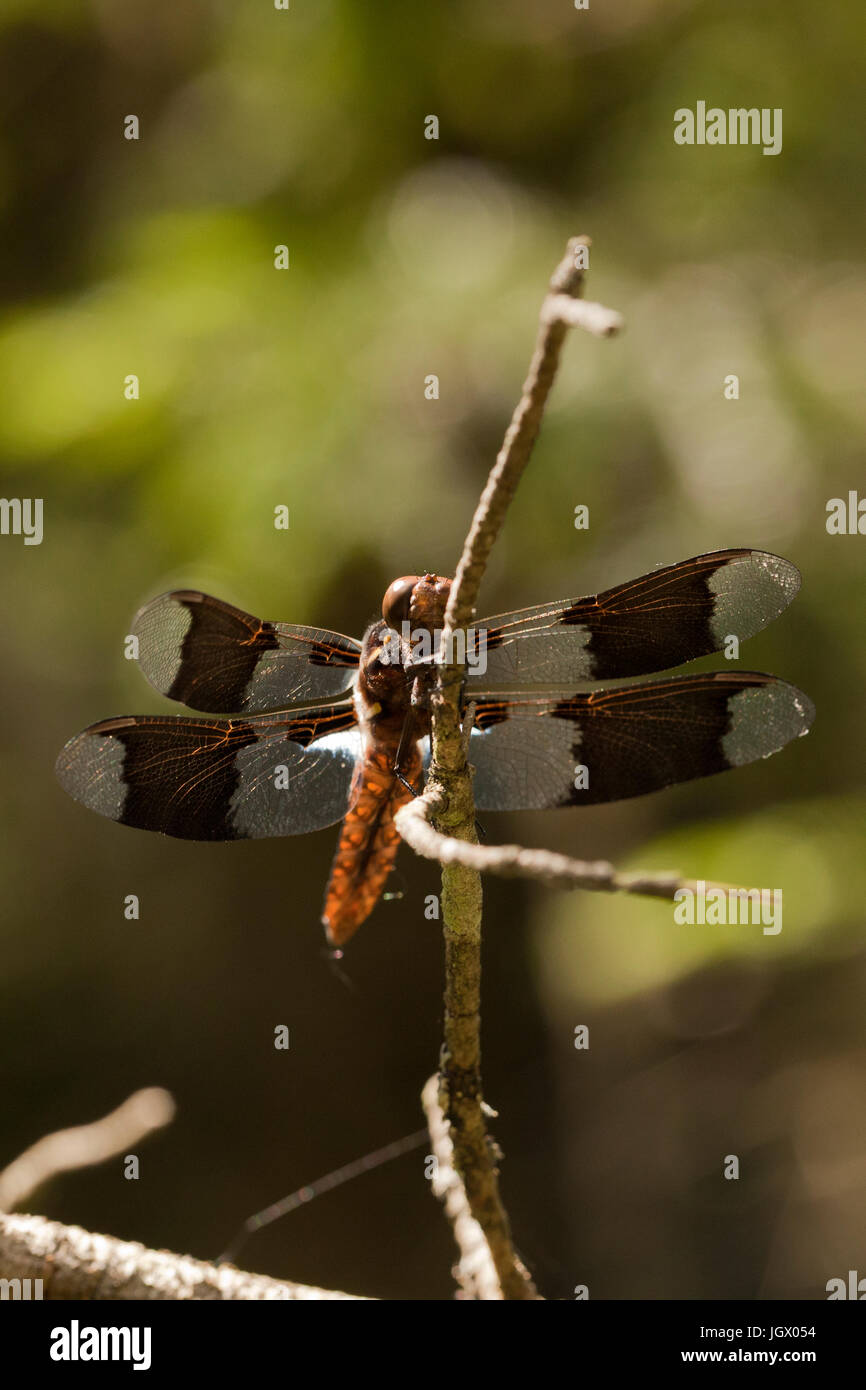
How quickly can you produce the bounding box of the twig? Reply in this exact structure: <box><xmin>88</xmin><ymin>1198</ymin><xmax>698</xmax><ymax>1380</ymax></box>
<box><xmin>541</xmin><ymin>294</ymin><xmax>623</xmax><ymax>337</ymax></box>
<box><xmin>440</xmin><ymin>235</ymin><xmax>615</xmax><ymax>644</ymax></box>
<box><xmin>399</xmin><ymin>787</ymin><xmax>751</xmax><ymax>904</ymax></box>
<box><xmin>0</xmin><ymin>1212</ymin><xmax>366</xmax><ymax>1300</ymax></box>
<box><xmin>407</xmin><ymin>237</ymin><xmax>621</xmax><ymax>1300</ymax></box>
<box><xmin>421</xmin><ymin>1075</ymin><xmax>504</xmax><ymax>1300</ymax></box>
<box><xmin>0</xmin><ymin>1088</ymin><xmax>176</xmax><ymax>1212</ymax></box>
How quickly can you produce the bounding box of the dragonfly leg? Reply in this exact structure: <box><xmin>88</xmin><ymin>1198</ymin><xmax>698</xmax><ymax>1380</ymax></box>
<box><xmin>394</xmin><ymin>766</ymin><xmax>422</xmax><ymax>797</ymax></box>
<box><xmin>393</xmin><ymin>711</ymin><xmax>422</xmax><ymax>796</ymax></box>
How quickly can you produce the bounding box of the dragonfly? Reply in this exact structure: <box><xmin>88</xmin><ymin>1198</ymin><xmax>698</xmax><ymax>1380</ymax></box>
<box><xmin>56</xmin><ymin>549</ymin><xmax>814</xmax><ymax>947</ymax></box>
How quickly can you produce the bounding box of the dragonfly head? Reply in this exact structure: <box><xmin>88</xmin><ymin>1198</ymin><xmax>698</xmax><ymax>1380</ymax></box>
<box><xmin>382</xmin><ymin>573</ymin><xmax>451</xmax><ymax>634</ymax></box>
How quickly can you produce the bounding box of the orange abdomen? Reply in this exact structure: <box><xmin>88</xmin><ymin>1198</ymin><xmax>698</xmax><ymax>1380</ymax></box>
<box><xmin>321</xmin><ymin>742</ymin><xmax>422</xmax><ymax>947</ymax></box>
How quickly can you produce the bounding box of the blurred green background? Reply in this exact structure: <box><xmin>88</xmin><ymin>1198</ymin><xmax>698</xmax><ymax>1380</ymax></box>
<box><xmin>1</xmin><ymin>0</ymin><xmax>864</xmax><ymax>1300</ymax></box>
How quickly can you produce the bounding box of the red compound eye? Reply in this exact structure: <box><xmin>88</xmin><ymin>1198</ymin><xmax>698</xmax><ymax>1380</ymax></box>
<box><xmin>382</xmin><ymin>576</ymin><xmax>420</xmax><ymax>630</ymax></box>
